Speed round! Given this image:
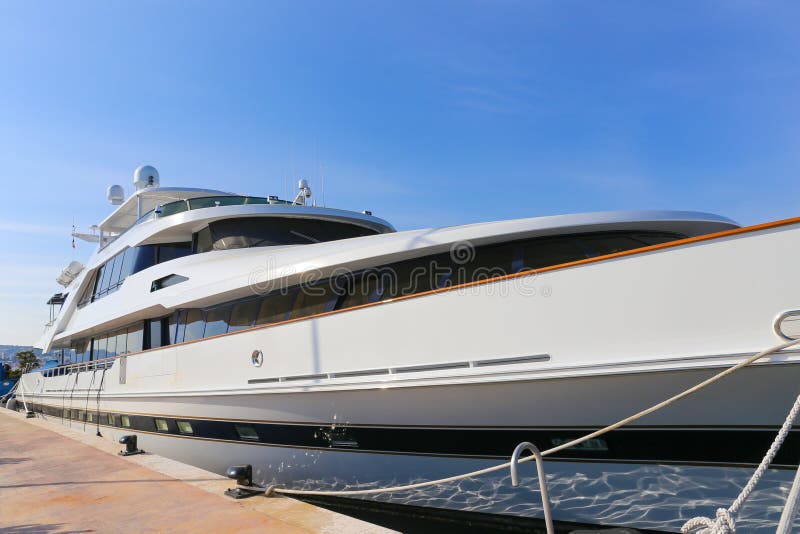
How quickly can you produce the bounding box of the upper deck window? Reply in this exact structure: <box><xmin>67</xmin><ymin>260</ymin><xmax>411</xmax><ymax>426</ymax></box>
<box><xmin>193</xmin><ymin>217</ymin><xmax>378</xmax><ymax>252</ymax></box>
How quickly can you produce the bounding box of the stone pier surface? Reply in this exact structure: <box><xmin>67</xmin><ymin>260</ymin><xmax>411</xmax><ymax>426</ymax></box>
<box><xmin>0</xmin><ymin>408</ymin><xmax>395</xmax><ymax>533</ymax></box>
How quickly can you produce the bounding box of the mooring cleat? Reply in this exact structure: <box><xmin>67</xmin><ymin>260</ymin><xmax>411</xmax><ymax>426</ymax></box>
<box><xmin>118</xmin><ymin>434</ymin><xmax>144</xmax><ymax>456</ymax></box>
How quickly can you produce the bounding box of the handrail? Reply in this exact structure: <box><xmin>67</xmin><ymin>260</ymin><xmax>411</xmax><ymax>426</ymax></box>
<box><xmin>510</xmin><ymin>442</ymin><xmax>553</xmax><ymax>534</ymax></box>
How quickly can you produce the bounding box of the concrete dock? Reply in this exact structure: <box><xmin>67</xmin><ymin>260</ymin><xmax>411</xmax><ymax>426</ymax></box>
<box><xmin>0</xmin><ymin>408</ymin><xmax>394</xmax><ymax>533</ymax></box>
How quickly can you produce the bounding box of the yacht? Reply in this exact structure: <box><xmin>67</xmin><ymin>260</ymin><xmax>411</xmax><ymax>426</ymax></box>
<box><xmin>15</xmin><ymin>165</ymin><xmax>800</xmax><ymax>531</ymax></box>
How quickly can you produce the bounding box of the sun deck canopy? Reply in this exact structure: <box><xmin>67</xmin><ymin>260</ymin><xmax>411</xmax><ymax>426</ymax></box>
<box><xmin>98</xmin><ymin>187</ymin><xmax>236</xmax><ymax>234</ymax></box>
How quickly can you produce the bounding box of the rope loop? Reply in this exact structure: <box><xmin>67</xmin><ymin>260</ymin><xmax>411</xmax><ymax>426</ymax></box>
<box><xmin>681</xmin><ymin>508</ymin><xmax>735</xmax><ymax>533</ymax></box>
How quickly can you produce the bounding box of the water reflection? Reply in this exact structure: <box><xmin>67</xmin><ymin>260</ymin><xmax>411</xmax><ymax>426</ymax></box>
<box><xmin>282</xmin><ymin>461</ymin><xmax>797</xmax><ymax>532</ymax></box>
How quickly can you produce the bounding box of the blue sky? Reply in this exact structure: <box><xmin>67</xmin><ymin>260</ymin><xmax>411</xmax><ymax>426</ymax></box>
<box><xmin>1</xmin><ymin>1</ymin><xmax>799</xmax><ymax>345</ymax></box>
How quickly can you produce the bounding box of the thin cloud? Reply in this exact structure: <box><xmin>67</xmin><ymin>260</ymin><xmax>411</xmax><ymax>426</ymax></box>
<box><xmin>0</xmin><ymin>219</ymin><xmax>70</xmax><ymax>236</ymax></box>
<box><xmin>451</xmin><ymin>85</ymin><xmax>533</xmax><ymax>115</ymax></box>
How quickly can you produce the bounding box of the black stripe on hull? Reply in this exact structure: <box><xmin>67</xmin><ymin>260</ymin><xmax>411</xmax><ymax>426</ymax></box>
<box><xmin>25</xmin><ymin>401</ymin><xmax>800</xmax><ymax>468</ymax></box>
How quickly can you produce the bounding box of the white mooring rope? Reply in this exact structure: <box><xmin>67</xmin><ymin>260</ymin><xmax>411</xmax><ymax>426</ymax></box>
<box><xmin>681</xmin><ymin>391</ymin><xmax>800</xmax><ymax>533</ymax></box>
<box><xmin>270</xmin><ymin>337</ymin><xmax>800</xmax><ymax>498</ymax></box>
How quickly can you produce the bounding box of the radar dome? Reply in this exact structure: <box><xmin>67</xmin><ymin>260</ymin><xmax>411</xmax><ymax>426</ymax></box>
<box><xmin>107</xmin><ymin>184</ymin><xmax>125</xmax><ymax>205</ymax></box>
<box><xmin>133</xmin><ymin>165</ymin><xmax>160</xmax><ymax>191</ymax></box>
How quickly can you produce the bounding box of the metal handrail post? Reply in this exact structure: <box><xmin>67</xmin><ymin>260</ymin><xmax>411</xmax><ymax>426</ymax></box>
<box><xmin>510</xmin><ymin>442</ymin><xmax>554</xmax><ymax>534</ymax></box>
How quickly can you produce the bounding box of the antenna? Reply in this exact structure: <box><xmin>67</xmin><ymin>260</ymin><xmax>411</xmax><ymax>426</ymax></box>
<box><xmin>321</xmin><ymin>163</ymin><xmax>326</xmax><ymax>207</ymax></box>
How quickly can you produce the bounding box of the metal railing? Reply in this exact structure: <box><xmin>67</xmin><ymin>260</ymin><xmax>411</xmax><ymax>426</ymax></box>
<box><xmin>38</xmin><ymin>356</ymin><xmax>116</xmax><ymax>377</ymax></box>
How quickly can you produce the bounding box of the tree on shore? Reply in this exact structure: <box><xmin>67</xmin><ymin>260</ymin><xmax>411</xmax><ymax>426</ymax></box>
<box><xmin>7</xmin><ymin>350</ymin><xmax>39</xmax><ymax>378</ymax></box>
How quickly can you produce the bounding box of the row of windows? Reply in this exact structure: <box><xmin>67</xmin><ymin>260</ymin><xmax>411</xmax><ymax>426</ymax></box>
<box><xmin>79</xmin><ymin>218</ymin><xmax>378</xmax><ymax>307</ymax></box>
<box><xmin>78</xmin><ymin>242</ymin><xmax>192</xmax><ymax>306</ymax></box>
<box><xmin>61</xmin><ymin>230</ymin><xmax>683</xmax><ymax>363</ymax></box>
<box><xmin>32</xmin><ymin>403</ymin><xmax>264</xmax><ymax>443</ymax></box>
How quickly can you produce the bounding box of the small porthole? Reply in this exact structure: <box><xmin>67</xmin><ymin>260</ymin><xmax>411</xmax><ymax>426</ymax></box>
<box><xmin>154</xmin><ymin>419</ymin><xmax>169</xmax><ymax>432</ymax></box>
<box><xmin>252</xmin><ymin>350</ymin><xmax>264</xmax><ymax>367</ymax></box>
<box><xmin>235</xmin><ymin>424</ymin><xmax>260</xmax><ymax>441</ymax></box>
<box><xmin>108</xmin><ymin>414</ymin><xmax>117</xmax><ymax>426</ymax></box>
<box><xmin>121</xmin><ymin>415</ymin><xmax>131</xmax><ymax>428</ymax></box>
<box><xmin>776</xmin><ymin>311</ymin><xmax>800</xmax><ymax>341</ymax></box>
<box><xmin>176</xmin><ymin>421</ymin><xmax>194</xmax><ymax>434</ymax></box>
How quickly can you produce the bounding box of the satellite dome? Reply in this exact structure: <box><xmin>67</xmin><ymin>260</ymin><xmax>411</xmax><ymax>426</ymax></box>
<box><xmin>107</xmin><ymin>184</ymin><xmax>125</xmax><ymax>205</ymax></box>
<box><xmin>133</xmin><ymin>165</ymin><xmax>160</xmax><ymax>191</ymax></box>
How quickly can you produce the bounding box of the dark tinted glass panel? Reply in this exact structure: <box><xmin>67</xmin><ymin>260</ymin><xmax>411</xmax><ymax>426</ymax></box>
<box><xmin>382</xmin><ymin>257</ymin><xmax>443</xmax><ymax>299</ymax></box>
<box><xmin>448</xmin><ymin>245</ymin><xmax>516</xmax><ymax>286</ymax></box>
<box><xmin>118</xmin><ymin>247</ymin><xmax>137</xmax><ymax>282</ymax></box>
<box><xmin>92</xmin><ymin>336</ymin><xmax>106</xmax><ymax>360</ymax></box>
<box><xmin>195</xmin><ymin>227</ymin><xmax>212</xmax><ymax>253</ymax></box>
<box><xmin>94</xmin><ymin>264</ymin><xmax>109</xmax><ymax>296</ymax></box>
<box><xmin>337</xmin><ymin>271</ymin><xmax>384</xmax><ymax>309</ymax></box>
<box><xmin>148</xmin><ymin>319</ymin><xmax>163</xmax><ymax>349</ymax></box>
<box><xmin>183</xmin><ymin>309</ymin><xmax>206</xmax><ymax>342</ymax></box>
<box><xmin>102</xmin><ymin>255</ymin><xmax>118</xmax><ymax>293</ymax></box>
<box><xmin>255</xmin><ymin>290</ymin><xmax>297</xmax><ymax>326</ymax></box>
<box><xmin>159</xmin><ymin>201</ymin><xmax>189</xmax><ymax>217</ymax></box>
<box><xmin>132</xmin><ymin>245</ymin><xmax>157</xmax><ymax>274</ymax></box>
<box><xmin>157</xmin><ymin>243</ymin><xmax>192</xmax><ymax>264</ymax></box>
<box><xmin>197</xmin><ymin>217</ymin><xmax>376</xmax><ymax>252</ymax></box>
<box><xmin>290</xmin><ymin>287</ymin><xmax>335</xmax><ymax>319</ymax></box>
<box><xmin>188</xmin><ymin>196</ymin><xmax>246</xmax><ymax>209</ymax></box>
<box><xmin>521</xmin><ymin>238</ymin><xmax>588</xmax><ymax>269</ymax></box>
<box><xmin>228</xmin><ymin>300</ymin><xmax>259</xmax><ymax>332</ymax></box>
<box><xmin>105</xmin><ymin>333</ymin><xmax>117</xmax><ymax>358</ymax></box>
<box><xmin>79</xmin><ymin>271</ymin><xmax>97</xmax><ymax>306</ymax></box>
<box><xmin>126</xmin><ymin>324</ymin><xmax>144</xmax><ymax>353</ymax></box>
<box><xmin>110</xmin><ymin>252</ymin><xmax>125</xmax><ymax>289</ymax></box>
<box><xmin>578</xmin><ymin>235</ymin><xmax>650</xmax><ymax>257</ymax></box>
<box><xmin>204</xmin><ymin>306</ymin><xmax>230</xmax><ymax>338</ymax></box>
<box><xmin>629</xmin><ymin>232</ymin><xmax>685</xmax><ymax>246</ymax></box>
<box><xmin>172</xmin><ymin>310</ymin><xmax>187</xmax><ymax>344</ymax></box>
<box><xmin>115</xmin><ymin>329</ymin><xmax>127</xmax><ymax>355</ymax></box>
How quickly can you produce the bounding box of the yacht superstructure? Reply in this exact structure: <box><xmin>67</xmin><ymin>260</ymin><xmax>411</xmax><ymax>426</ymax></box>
<box><xmin>16</xmin><ymin>166</ymin><xmax>800</xmax><ymax>531</ymax></box>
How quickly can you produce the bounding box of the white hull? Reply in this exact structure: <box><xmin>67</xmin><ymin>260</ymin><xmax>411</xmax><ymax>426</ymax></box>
<box><xmin>23</xmin><ymin>362</ymin><xmax>800</xmax><ymax>532</ymax></box>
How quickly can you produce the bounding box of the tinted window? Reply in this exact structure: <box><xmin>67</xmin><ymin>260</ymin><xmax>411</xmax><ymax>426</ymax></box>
<box><xmin>126</xmin><ymin>324</ymin><xmax>144</xmax><ymax>353</ymax></box>
<box><xmin>629</xmin><ymin>232</ymin><xmax>685</xmax><ymax>246</ymax></box>
<box><xmin>157</xmin><ymin>243</ymin><xmax>192</xmax><ymax>264</ymax></box>
<box><xmin>95</xmin><ymin>263</ymin><xmax>109</xmax><ymax>296</ymax></box>
<box><xmin>132</xmin><ymin>245</ymin><xmax>157</xmax><ymax>274</ymax></box>
<box><xmin>337</xmin><ymin>271</ymin><xmax>384</xmax><ymax>309</ymax></box>
<box><xmin>115</xmin><ymin>329</ymin><xmax>127</xmax><ymax>355</ymax></box>
<box><xmin>228</xmin><ymin>300</ymin><xmax>259</xmax><ymax>332</ymax></box>
<box><xmin>204</xmin><ymin>306</ymin><xmax>231</xmax><ymax>338</ymax></box>
<box><xmin>92</xmin><ymin>336</ymin><xmax>106</xmax><ymax>360</ymax></box>
<box><xmin>172</xmin><ymin>310</ymin><xmax>187</xmax><ymax>344</ymax></box>
<box><xmin>521</xmin><ymin>238</ymin><xmax>588</xmax><ymax>269</ymax></box>
<box><xmin>196</xmin><ymin>217</ymin><xmax>377</xmax><ymax>252</ymax></box>
<box><xmin>105</xmin><ymin>333</ymin><xmax>117</xmax><ymax>358</ymax></box>
<box><xmin>447</xmin><ymin>245</ymin><xmax>516</xmax><ymax>286</ymax></box>
<box><xmin>183</xmin><ymin>309</ymin><xmax>206</xmax><ymax>342</ymax></box>
<box><xmin>578</xmin><ymin>234</ymin><xmax>650</xmax><ymax>257</ymax></box>
<box><xmin>148</xmin><ymin>319</ymin><xmax>163</xmax><ymax>349</ymax></box>
<box><xmin>382</xmin><ymin>257</ymin><xmax>443</xmax><ymax>299</ymax></box>
<box><xmin>117</xmin><ymin>247</ymin><xmax>137</xmax><ymax>281</ymax></box>
<box><xmin>255</xmin><ymin>290</ymin><xmax>297</xmax><ymax>326</ymax></box>
<box><xmin>110</xmin><ymin>252</ymin><xmax>125</xmax><ymax>289</ymax></box>
<box><xmin>290</xmin><ymin>286</ymin><xmax>336</xmax><ymax>319</ymax></box>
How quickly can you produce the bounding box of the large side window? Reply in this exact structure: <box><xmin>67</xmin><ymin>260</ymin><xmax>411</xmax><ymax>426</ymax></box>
<box><xmin>255</xmin><ymin>290</ymin><xmax>297</xmax><ymax>326</ymax></box>
<box><xmin>290</xmin><ymin>285</ymin><xmax>336</xmax><ymax>320</ymax></box>
<box><xmin>156</xmin><ymin>243</ymin><xmax>192</xmax><ymax>264</ymax></box>
<box><xmin>117</xmin><ymin>247</ymin><xmax>138</xmax><ymax>282</ymax></box>
<box><xmin>204</xmin><ymin>306</ymin><xmax>231</xmax><ymax>338</ymax></box>
<box><xmin>228</xmin><ymin>300</ymin><xmax>259</xmax><ymax>332</ymax></box>
<box><xmin>521</xmin><ymin>237</ymin><xmax>588</xmax><ymax>270</ymax></box>
<box><xmin>336</xmin><ymin>271</ymin><xmax>384</xmax><ymax>310</ymax></box>
<box><xmin>127</xmin><ymin>324</ymin><xmax>144</xmax><ymax>353</ymax></box>
<box><xmin>183</xmin><ymin>309</ymin><xmax>206</xmax><ymax>342</ymax></box>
